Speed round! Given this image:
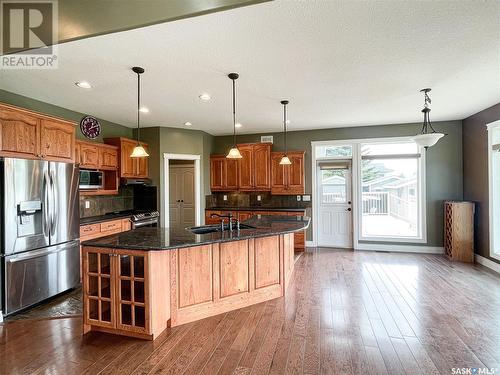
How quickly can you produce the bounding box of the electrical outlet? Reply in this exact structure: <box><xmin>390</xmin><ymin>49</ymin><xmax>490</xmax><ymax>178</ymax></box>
<box><xmin>223</xmin><ymin>195</ymin><xmax>228</xmax><ymax>201</ymax></box>
<box><xmin>85</xmin><ymin>201</ymin><xmax>90</xmax><ymax>209</ymax></box>
<box><xmin>257</xmin><ymin>195</ymin><xmax>262</xmax><ymax>201</ymax></box>
<box><xmin>302</xmin><ymin>195</ymin><xmax>311</xmax><ymax>202</ymax></box>
<box><xmin>297</xmin><ymin>195</ymin><xmax>301</xmax><ymax>201</ymax></box>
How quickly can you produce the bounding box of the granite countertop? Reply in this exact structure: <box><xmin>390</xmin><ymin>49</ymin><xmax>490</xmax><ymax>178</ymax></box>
<box><xmin>80</xmin><ymin>212</ymin><xmax>133</xmax><ymax>225</ymax></box>
<box><xmin>206</xmin><ymin>207</ymin><xmax>307</xmax><ymax>212</ymax></box>
<box><xmin>82</xmin><ymin>215</ymin><xmax>310</xmax><ymax>251</ymax></box>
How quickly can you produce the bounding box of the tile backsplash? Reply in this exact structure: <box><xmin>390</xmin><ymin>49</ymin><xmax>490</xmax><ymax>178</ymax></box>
<box><xmin>206</xmin><ymin>192</ymin><xmax>311</xmax><ymax>210</ymax></box>
<box><xmin>79</xmin><ymin>186</ymin><xmax>134</xmax><ymax>218</ymax></box>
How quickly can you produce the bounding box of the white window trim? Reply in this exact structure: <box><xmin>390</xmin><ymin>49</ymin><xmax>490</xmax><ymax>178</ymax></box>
<box><xmin>311</xmin><ymin>136</ymin><xmax>427</xmax><ymax>247</ymax></box>
<box><xmin>487</xmin><ymin>120</ymin><xmax>500</xmax><ymax>261</ymax></box>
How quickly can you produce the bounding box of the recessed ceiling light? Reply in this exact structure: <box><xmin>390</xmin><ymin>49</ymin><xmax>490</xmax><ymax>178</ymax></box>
<box><xmin>199</xmin><ymin>93</ymin><xmax>211</xmax><ymax>101</ymax></box>
<box><xmin>285</xmin><ymin>120</ymin><xmax>291</xmax><ymax>125</ymax></box>
<box><xmin>235</xmin><ymin>122</ymin><xmax>243</xmax><ymax>128</ymax></box>
<box><xmin>75</xmin><ymin>81</ymin><xmax>92</xmax><ymax>89</ymax></box>
<box><xmin>139</xmin><ymin>106</ymin><xmax>149</xmax><ymax>113</ymax></box>
<box><xmin>184</xmin><ymin>122</ymin><xmax>192</xmax><ymax>126</ymax></box>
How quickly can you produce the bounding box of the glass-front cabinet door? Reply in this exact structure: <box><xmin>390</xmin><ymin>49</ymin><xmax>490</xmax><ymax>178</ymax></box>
<box><xmin>116</xmin><ymin>253</ymin><xmax>148</xmax><ymax>333</ymax></box>
<box><xmin>84</xmin><ymin>249</ymin><xmax>115</xmax><ymax>328</ymax></box>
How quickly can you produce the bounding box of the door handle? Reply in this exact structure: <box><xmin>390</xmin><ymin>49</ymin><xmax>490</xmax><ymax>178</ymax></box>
<box><xmin>346</xmin><ymin>208</ymin><xmax>352</xmax><ymax>211</ymax></box>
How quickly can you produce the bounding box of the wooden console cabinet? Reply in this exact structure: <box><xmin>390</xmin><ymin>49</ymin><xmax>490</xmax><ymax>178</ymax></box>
<box><xmin>444</xmin><ymin>201</ymin><xmax>475</xmax><ymax>262</ymax></box>
<box><xmin>0</xmin><ymin>103</ymin><xmax>75</xmax><ymax>162</ymax></box>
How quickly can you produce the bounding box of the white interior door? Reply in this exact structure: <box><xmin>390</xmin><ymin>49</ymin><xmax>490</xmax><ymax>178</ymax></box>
<box><xmin>317</xmin><ymin>162</ymin><xmax>353</xmax><ymax>248</ymax></box>
<box><xmin>169</xmin><ymin>165</ymin><xmax>195</xmax><ymax>230</ymax></box>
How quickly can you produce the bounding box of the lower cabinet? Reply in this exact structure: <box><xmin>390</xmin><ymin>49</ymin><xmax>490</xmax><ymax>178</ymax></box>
<box><xmin>82</xmin><ymin>247</ymin><xmax>170</xmax><ymax>340</ymax></box>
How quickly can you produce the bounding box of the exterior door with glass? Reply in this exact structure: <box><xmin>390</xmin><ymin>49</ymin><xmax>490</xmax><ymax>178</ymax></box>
<box><xmin>317</xmin><ymin>161</ymin><xmax>353</xmax><ymax>248</ymax></box>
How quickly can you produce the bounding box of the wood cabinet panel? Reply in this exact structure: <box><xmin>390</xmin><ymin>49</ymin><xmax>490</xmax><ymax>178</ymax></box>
<box><xmin>237</xmin><ymin>145</ymin><xmax>254</xmax><ymax>190</ymax></box>
<box><xmin>99</xmin><ymin>146</ymin><xmax>118</xmax><ymax>170</ymax></box>
<box><xmin>100</xmin><ymin>220</ymin><xmax>122</xmax><ymax>233</ymax></box>
<box><xmin>121</xmin><ymin>219</ymin><xmax>131</xmax><ymax>231</ymax></box>
<box><xmin>79</xmin><ymin>142</ymin><xmax>99</xmax><ymax>169</ymax></box>
<box><xmin>0</xmin><ymin>109</ymin><xmax>39</xmax><ymax>157</ymax></box>
<box><xmin>120</xmin><ymin>140</ymin><xmax>136</xmax><ymax>177</ymax></box>
<box><xmin>253</xmin><ymin>144</ymin><xmax>271</xmax><ymax>190</ymax></box>
<box><xmin>80</xmin><ymin>223</ymin><xmax>100</xmax><ymax>237</ymax></box>
<box><xmin>136</xmin><ymin>145</ymin><xmax>149</xmax><ymax>178</ymax></box>
<box><xmin>210</xmin><ymin>157</ymin><xmax>225</xmax><ymax>191</ymax></box>
<box><xmin>271</xmin><ymin>151</ymin><xmax>305</xmax><ymax>195</ymax></box>
<box><xmin>271</xmin><ymin>152</ymin><xmax>287</xmax><ymax>194</ymax></box>
<box><xmin>219</xmin><ymin>240</ymin><xmax>249</xmax><ymax>297</ymax></box>
<box><xmin>177</xmin><ymin>246</ymin><xmax>213</xmax><ymax>307</ymax></box>
<box><xmin>225</xmin><ymin>159</ymin><xmax>238</xmax><ymax>190</ymax></box>
<box><xmin>237</xmin><ymin>211</ymin><xmax>254</xmax><ymax>222</ymax></box>
<box><xmin>40</xmin><ymin>119</ymin><xmax>75</xmax><ymax>162</ymax></box>
<box><xmin>254</xmin><ymin>236</ymin><xmax>280</xmax><ymax>289</ymax></box>
<box><xmin>105</xmin><ymin>137</ymin><xmax>149</xmax><ymax>178</ymax></box>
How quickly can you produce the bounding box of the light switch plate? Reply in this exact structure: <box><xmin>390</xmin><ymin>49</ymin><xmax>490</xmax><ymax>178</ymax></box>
<box><xmin>85</xmin><ymin>200</ymin><xmax>90</xmax><ymax>209</ymax></box>
<box><xmin>302</xmin><ymin>195</ymin><xmax>311</xmax><ymax>202</ymax></box>
<box><xmin>257</xmin><ymin>195</ymin><xmax>262</xmax><ymax>201</ymax></box>
<box><xmin>223</xmin><ymin>195</ymin><xmax>228</xmax><ymax>201</ymax></box>
<box><xmin>296</xmin><ymin>195</ymin><xmax>301</xmax><ymax>201</ymax></box>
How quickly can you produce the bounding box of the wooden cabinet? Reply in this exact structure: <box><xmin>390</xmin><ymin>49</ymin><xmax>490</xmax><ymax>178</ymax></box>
<box><xmin>444</xmin><ymin>201</ymin><xmax>475</xmax><ymax>262</ymax></box>
<box><xmin>78</xmin><ymin>142</ymin><xmax>100</xmax><ymax>169</ymax></box>
<box><xmin>99</xmin><ymin>145</ymin><xmax>119</xmax><ymax>170</ymax></box>
<box><xmin>210</xmin><ymin>156</ymin><xmax>238</xmax><ymax>192</ymax></box>
<box><xmin>271</xmin><ymin>151</ymin><xmax>305</xmax><ymax>195</ymax></box>
<box><xmin>104</xmin><ymin>137</ymin><xmax>149</xmax><ymax>179</ymax></box>
<box><xmin>237</xmin><ymin>143</ymin><xmax>271</xmax><ymax>191</ymax></box>
<box><xmin>82</xmin><ymin>247</ymin><xmax>170</xmax><ymax>339</ymax></box>
<box><xmin>0</xmin><ymin>103</ymin><xmax>75</xmax><ymax>162</ymax></box>
<box><xmin>40</xmin><ymin>119</ymin><xmax>75</xmax><ymax>162</ymax></box>
<box><xmin>76</xmin><ymin>140</ymin><xmax>119</xmax><ymax>195</ymax></box>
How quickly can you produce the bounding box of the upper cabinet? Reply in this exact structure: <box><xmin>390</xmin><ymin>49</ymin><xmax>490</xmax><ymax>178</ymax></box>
<box><xmin>0</xmin><ymin>103</ymin><xmax>75</xmax><ymax>162</ymax></box>
<box><xmin>237</xmin><ymin>143</ymin><xmax>272</xmax><ymax>191</ymax></box>
<box><xmin>76</xmin><ymin>140</ymin><xmax>118</xmax><ymax>171</ymax></box>
<box><xmin>271</xmin><ymin>151</ymin><xmax>305</xmax><ymax>195</ymax></box>
<box><xmin>104</xmin><ymin>137</ymin><xmax>149</xmax><ymax>179</ymax></box>
<box><xmin>210</xmin><ymin>155</ymin><xmax>238</xmax><ymax>192</ymax></box>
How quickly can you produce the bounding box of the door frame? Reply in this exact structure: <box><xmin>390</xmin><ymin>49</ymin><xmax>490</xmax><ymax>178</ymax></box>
<box><xmin>315</xmin><ymin>159</ymin><xmax>353</xmax><ymax>248</ymax></box>
<box><xmin>163</xmin><ymin>153</ymin><xmax>201</xmax><ymax>228</ymax></box>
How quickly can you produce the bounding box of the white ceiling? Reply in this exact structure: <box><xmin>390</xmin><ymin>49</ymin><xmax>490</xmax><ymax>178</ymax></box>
<box><xmin>1</xmin><ymin>0</ymin><xmax>499</xmax><ymax>135</ymax></box>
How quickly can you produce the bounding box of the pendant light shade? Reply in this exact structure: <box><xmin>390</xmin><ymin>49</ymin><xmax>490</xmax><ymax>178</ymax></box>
<box><xmin>131</xmin><ymin>66</ymin><xmax>149</xmax><ymax>158</ymax></box>
<box><xmin>226</xmin><ymin>73</ymin><xmax>242</xmax><ymax>159</ymax></box>
<box><xmin>279</xmin><ymin>100</ymin><xmax>292</xmax><ymax>165</ymax></box>
<box><xmin>412</xmin><ymin>88</ymin><xmax>445</xmax><ymax>149</ymax></box>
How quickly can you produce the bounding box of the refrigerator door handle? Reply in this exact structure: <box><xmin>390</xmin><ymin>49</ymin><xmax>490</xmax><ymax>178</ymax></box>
<box><xmin>49</xmin><ymin>169</ymin><xmax>57</xmax><ymax>236</ymax></box>
<box><xmin>43</xmin><ymin>170</ymin><xmax>51</xmax><ymax>236</ymax></box>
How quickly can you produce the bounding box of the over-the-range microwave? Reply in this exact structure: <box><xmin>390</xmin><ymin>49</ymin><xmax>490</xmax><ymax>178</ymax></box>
<box><xmin>79</xmin><ymin>170</ymin><xmax>103</xmax><ymax>190</ymax></box>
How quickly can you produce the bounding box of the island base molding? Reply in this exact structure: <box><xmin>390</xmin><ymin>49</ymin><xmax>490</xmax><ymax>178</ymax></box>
<box><xmin>82</xmin><ymin>233</ymin><xmax>295</xmax><ymax>340</ymax></box>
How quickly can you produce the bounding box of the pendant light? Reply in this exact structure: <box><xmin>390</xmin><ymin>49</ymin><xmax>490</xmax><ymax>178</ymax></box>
<box><xmin>226</xmin><ymin>73</ymin><xmax>242</xmax><ymax>159</ymax></box>
<box><xmin>412</xmin><ymin>88</ymin><xmax>445</xmax><ymax>149</ymax></box>
<box><xmin>279</xmin><ymin>100</ymin><xmax>292</xmax><ymax>165</ymax></box>
<box><xmin>130</xmin><ymin>66</ymin><xmax>149</xmax><ymax>158</ymax></box>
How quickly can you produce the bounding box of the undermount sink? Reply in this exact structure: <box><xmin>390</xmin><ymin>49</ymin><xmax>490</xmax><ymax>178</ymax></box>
<box><xmin>188</xmin><ymin>223</ymin><xmax>255</xmax><ymax>234</ymax></box>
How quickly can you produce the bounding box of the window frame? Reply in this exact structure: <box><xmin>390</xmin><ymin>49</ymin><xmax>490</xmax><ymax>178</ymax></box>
<box><xmin>357</xmin><ymin>139</ymin><xmax>426</xmax><ymax>243</ymax></box>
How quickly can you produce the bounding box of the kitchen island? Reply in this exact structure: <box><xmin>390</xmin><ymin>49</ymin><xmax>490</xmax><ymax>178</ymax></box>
<box><xmin>81</xmin><ymin>215</ymin><xmax>310</xmax><ymax>340</ymax></box>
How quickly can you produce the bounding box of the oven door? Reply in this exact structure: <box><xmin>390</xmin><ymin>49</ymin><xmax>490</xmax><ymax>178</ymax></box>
<box><xmin>131</xmin><ymin>218</ymin><xmax>158</xmax><ymax>229</ymax></box>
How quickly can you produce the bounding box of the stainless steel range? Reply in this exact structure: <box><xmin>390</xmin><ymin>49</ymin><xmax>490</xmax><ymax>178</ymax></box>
<box><xmin>0</xmin><ymin>158</ymin><xmax>80</xmax><ymax>318</ymax></box>
<box><xmin>131</xmin><ymin>211</ymin><xmax>159</xmax><ymax>229</ymax></box>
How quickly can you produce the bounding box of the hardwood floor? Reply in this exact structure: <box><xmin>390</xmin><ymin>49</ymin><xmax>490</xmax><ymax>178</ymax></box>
<box><xmin>1</xmin><ymin>248</ymin><xmax>499</xmax><ymax>374</ymax></box>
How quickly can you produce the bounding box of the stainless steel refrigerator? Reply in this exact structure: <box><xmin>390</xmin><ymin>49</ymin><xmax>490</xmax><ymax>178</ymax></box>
<box><xmin>0</xmin><ymin>158</ymin><xmax>80</xmax><ymax>317</ymax></box>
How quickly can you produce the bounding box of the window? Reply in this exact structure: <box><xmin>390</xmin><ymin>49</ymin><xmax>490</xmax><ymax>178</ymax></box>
<box><xmin>360</xmin><ymin>141</ymin><xmax>424</xmax><ymax>241</ymax></box>
<box><xmin>320</xmin><ymin>168</ymin><xmax>348</xmax><ymax>203</ymax></box>
<box><xmin>316</xmin><ymin>145</ymin><xmax>352</xmax><ymax>158</ymax></box>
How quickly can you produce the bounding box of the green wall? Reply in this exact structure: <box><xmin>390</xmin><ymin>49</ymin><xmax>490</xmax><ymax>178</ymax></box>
<box><xmin>213</xmin><ymin>121</ymin><xmax>463</xmax><ymax>247</ymax></box>
<box><xmin>138</xmin><ymin>126</ymin><xmax>214</xmax><ymax>224</ymax></box>
<box><xmin>0</xmin><ymin>89</ymin><xmax>133</xmax><ymax>141</ymax></box>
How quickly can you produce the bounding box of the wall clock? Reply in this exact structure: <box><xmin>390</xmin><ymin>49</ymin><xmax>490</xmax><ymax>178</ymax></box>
<box><xmin>80</xmin><ymin>115</ymin><xmax>101</xmax><ymax>139</ymax></box>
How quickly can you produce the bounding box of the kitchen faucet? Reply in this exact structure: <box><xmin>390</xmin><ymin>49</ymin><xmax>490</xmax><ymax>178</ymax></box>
<box><xmin>210</xmin><ymin>213</ymin><xmax>240</xmax><ymax>231</ymax></box>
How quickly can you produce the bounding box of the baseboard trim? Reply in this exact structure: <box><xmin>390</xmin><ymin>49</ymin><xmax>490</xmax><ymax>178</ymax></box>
<box><xmin>475</xmin><ymin>254</ymin><xmax>500</xmax><ymax>274</ymax></box>
<box><xmin>355</xmin><ymin>243</ymin><xmax>445</xmax><ymax>254</ymax></box>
